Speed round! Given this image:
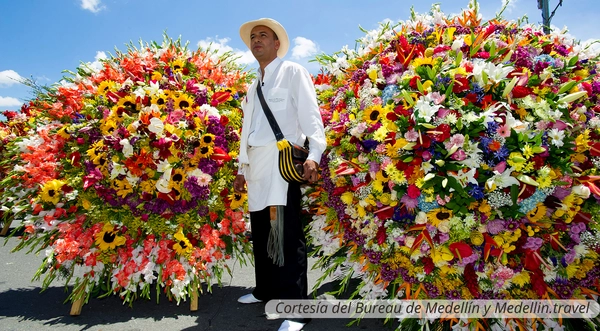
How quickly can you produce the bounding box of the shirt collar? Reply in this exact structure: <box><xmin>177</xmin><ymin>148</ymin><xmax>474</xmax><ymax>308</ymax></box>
<box><xmin>259</xmin><ymin>57</ymin><xmax>282</xmax><ymax>83</ymax></box>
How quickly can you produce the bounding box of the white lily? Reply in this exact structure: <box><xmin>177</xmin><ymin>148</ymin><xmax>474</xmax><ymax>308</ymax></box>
<box><xmin>120</xmin><ymin>139</ymin><xmax>134</xmax><ymax>158</ymax></box>
<box><xmin>148</xmin><ymin>117</ymin><xmax>164</xmax><ymax>135</ymax></box>
<box><xmin>110</xmin><ymin>162</ymin><xmax>127</xmax><ymax>180</ymax></box>
<box><xmin>486</xmin><ymin>166</ymin><xmax>519</xmax><ymax>190</ymax></box>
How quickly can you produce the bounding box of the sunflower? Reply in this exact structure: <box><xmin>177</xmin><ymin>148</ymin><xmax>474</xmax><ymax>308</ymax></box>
<box><xmin>375</xmin><ymin>169</ymin><xmax>390</xmax><ymax>182</ymax></box>
<box><xmin>173</xmin><ymin>227</ymin><xmax>193</xmax><ymax>256</ymax></box>
<box><xmin>111</xmin><ymin>178</ymin><xmax>133</xmax><ymax>198</ymax></box>
<box><xmin>95</xmin><ymin>223</ymin><xmax>126</xmax><ymax>251</ymax></box>
<box><xmin>100</xmin><ymin>118</ymin><xmax>118</xmax><ymax>135</ymax></box>
<box><xmin>97</xmin><ymin>80</ymin><xmax>116</xmax><ymax>96</ymax></box>
<box><xmin>174</xmin><ymin>93</ymin><xmax>194</xmax><ymax>111</ymax></box>
<box><xmin>40</xmin><ymin>179</ymin><xmax>65</xmax><ymax>205</ymax></box>
<box><xmin>86</xmin><ymin>140</ymin><xmax>105</xmax><ymax>159</ymax></box>
<box><xmin>527</xmin><ymin>203</ymin><xmax>547</xmax><ymax>223</ymax></box>
<box><xmin>199</xmin><ymin>133</ymin><xmax>215</xmax><ymax>146</ymax></box>
<box><xmin>151</xmin><ymin>93</ymin><xmax>168</xmax><ymax>108</ymax></box>
<box><xmin>169</xmin><ymin>168</ymin><xmax>186</xmax><ymax>190</ymax></box>
<box><xmin>426</xmin><ymin>208</ymin><xmax>453</xmax><ymax>227</ymax></box>
<box><xmin>117</xmin><ymin>95</ymin><xmax>138</xmax><ymax>111</ymax></box>
<box><xmin>229</xmin><ymin>192</ymin><xmax>247</xmax><ymax>209</ymax></box>
<box><xmin>363</xmin><ymin>105</ymin><xmax>384</xmax><ymax>124</ymax></box>
<box><xmin>92</xmin><ymin>152</ymin><xmax>109</xmax><ymax>168</ymax></box>
<box><xmin>139</xmin><ymin>178</ymin><xmax>156</xmax><ymax>195</ymax></box>
<box><xmin>412</xmin><ymin>56</ymin><xmax>435</xmax><ymax>68</ymax></box>
<box><xmin>171</xmin><ymin>59</ymin><xmax>186</xmax><ymax>73</ymax></box>
<box><xmin>196</xmin><ymin>145</ymin><xmax>214</xmax><ymax>158</ymax></box>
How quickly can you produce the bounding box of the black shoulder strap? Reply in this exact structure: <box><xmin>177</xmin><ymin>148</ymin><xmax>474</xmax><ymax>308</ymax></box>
<box><xmin>256</xmin><ymin>83</ymin><xmax>285</xmax><ymax>141</ymax></box>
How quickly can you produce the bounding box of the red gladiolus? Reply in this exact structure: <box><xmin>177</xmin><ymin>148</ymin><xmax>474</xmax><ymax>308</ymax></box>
<box><xmin>376</xmin><ymin>226</ymin><xmax>387</xmax><ymax>245</ymax></box>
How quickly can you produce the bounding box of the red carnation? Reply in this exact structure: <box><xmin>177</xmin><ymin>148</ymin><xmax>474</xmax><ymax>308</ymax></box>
<box><xmin>512</xmin><ymin>85</ymin><xmax>532</xmax><ymax>98</ymax></box>
<box><xmin>464</xmin><ymin>263</ymin><xmax>480</xmax><ymax>298</ymax></box>
<box><xmin>422</xmin><ymin>256</ymin><xmax>435</xmax><ymax>275</ymax></box>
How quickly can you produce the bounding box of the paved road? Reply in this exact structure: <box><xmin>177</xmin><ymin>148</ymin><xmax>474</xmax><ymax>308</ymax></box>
<box><xmin>0</xmin><ymin>228</ymin><xmax>395</xmax><ymax>331</ymax></box>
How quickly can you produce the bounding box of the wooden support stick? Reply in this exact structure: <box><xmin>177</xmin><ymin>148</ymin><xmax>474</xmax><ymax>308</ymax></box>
<box><xmin>70</xmin><ymin>296</ymin><xmax>85</xmax><ymax>316</ymax></box>
<box><xmin>190</xmin><ymin>288</ymin><xmax>198</xmax><ymax>311</ymax></box>
<box><xmin>0</xmin><ymin>211</ymin><xmax>9</xmax><ymax>236</ymax></box>
<box><xmin>0</xmin><ymin>221</ymin><xmax>10</xmax><ymax>236</ymax></box>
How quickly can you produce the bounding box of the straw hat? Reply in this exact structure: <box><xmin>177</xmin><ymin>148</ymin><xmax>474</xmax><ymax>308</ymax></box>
<box><xmin>239</xmin><ymin>18</ymin><xmax>289</xmax><ymax>58</ymax></box>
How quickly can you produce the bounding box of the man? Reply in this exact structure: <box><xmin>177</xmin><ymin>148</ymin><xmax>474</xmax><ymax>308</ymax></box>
<box><xmin>234</xmin><ymin>18</ymin><xmax>326</xmax><ymax>331</ymax></box>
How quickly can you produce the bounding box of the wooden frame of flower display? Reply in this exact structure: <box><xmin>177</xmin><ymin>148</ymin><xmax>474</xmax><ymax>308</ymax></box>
<box><xmin>0</xmin><ymin>35</ymin><xmax>254</xmax><ymax>314</ymax></box>
<box><xmin>308</xmin><ymin>1</ymin><xmax>600</xmax><ymax>330</ymax></box>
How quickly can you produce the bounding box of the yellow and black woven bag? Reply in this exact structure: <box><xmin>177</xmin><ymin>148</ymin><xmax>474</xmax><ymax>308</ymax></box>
<box><xmin>257</xmin><ymin>83</ymin><xmax>308</xmax><ymax>183</ymax></box>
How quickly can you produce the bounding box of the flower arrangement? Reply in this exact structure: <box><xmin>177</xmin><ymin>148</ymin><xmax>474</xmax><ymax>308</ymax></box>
<box><xmin>0</xmin><ymin>35</ymin><xmax>252</xmax><ymax>305</ymax></box>
<box><xmin>309</xmin><ymin>1</ymin><xmax>600</xmax><ymax>330</ymax></box>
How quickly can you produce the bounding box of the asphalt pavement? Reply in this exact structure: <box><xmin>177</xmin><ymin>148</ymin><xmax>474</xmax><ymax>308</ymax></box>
<box><xmin>0</xmin><ymin>226</ymin><xmax>395</xmax><ymax>331</ymax></box>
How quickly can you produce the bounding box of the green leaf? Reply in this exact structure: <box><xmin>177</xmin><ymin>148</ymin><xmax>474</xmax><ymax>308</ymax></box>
<box><xmin>454</xmin><ymin>50</ymin><xmax>463</xmax><ymax>67</ymax></box>
<box><xmin>568</xmin><ymin>55</ymin><xmax>579</xmax><ymax>67</ymax></box>
<box><xmin>510</xmin><ymin>184</ymin><xmax>519</xmax><ymax>206</ymax></box>
<box><xmin>557</xmin><ymin>81</ymin><xmax>578</xmax><ymax>95</ymax></box>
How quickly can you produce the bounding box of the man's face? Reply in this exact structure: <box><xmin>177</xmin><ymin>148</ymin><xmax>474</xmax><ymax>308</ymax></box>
<box><xmin>250</xmin><ymin>25</ymin><xmax>280</xmax><ymax>62</ymax></box>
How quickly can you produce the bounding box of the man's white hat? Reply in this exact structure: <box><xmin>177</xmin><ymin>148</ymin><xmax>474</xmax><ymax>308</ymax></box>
<box><xmin>239</xmin><ymin>18</ymin><xmax>289</xmax><ymax>58</ymax></box>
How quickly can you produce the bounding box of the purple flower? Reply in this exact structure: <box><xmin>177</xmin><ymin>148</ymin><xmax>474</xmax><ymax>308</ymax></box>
<box><xmin>486</xmin><ymin>219</ymin><xmax>505</xmax><ymax>235</ymax></box>
<box><xmin>522</xmin><ymin>237</ymin><xmax>544</xmax><ymax>251</ymax></box>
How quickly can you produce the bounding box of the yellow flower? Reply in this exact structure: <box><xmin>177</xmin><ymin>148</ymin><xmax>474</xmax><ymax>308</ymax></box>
<box><xmin>171</xmin><ymin>59</ymin><xmax>186</xmax><ymax>73</ymax></box>
<box><xmin>196</xmin><ymin>145</ymin><xmax>214</xmax><ymax>158</ymax></box>
<box><xmin>384</xmin><ymin>164</ymin><xmax>406</xmax><ymax>184</ymax></box>
<box><xmin>151</xmin><ymin>93</ymin><xmax>168</xmax><ymax>108</ymax></box>
<box><xmin>170</xmin><ymin>168</ymin><xmax>186</xmax><ymax>190</ymax></box>
<box><xmin>340</xmin><ymin>191</ymin><xmax>354</xmax><ymax>205</ymax></box>
<box><xmin>363</xmin><ymin>105</ymin><xmax>384</xmax><ymax>124</ymax></box>
<box><xmin>112</xmin><ymin>178</ymin><xmax>133</xmax><ymax>198</ymax></box>
<box><xmin>575</xmin><ymin>130</ymin><xmax>590</xmax><ymax>153</ymax></box>
<box><xmin>199</xmin><ymin>133</ymin><xmax>216</xmax><ymax>146</ymax></box>
<box><xmin>229</xmin><ymin>192</ymin><xmax>247</xmax><ymax>210</ymax></box>
<box><xmin>412</xmin><ymin>57</ymin><xmax>435</xmax><ymax>68</ymax></box>
<box><xmin>371</xmin><ymin>179</ymin><xmax>384</xmax><ymax>193</ymax></box>
<box><xmin>100</xmin><ymin>118</ymin><xmax>118</xmax><ymax>135</ymax></box>
<box><xmin>373</xmin><ymin>126</ymin><xmax>388</xmax><ymax>142</ymax></box>
<box><xmin>375</xmin><ymin>170</ymin><xmax>390</xmax><ymax>183</ymax></box>
<box><xmin>95</xmin><ymin>223</ymin><xmax>126</xmax><ymax>250</ymax></box>
<box><xmin>512</xmin><ymin>271</ymin><xmax>531</xmax><ymax>287</ymax></box>
<box><xmin>522</xmin><ymin>144</ymin><xmax>534</xmax><ymax>159</ymax></box>
<box><xmin>117</xmin><ymin>95</ymin><xmax>138</xmax><ymax>111</ymax></box>
<box><xmin>97</xmin><ymin>80</ymin><xmax>116</xmax><ymax>96</ymax></box>
<box><xmin>82</xmin><ymin>199</ymin><xmax>92</xmax><ymax>210</ymax></box>
<box><xmin>173</xmin><ymin>227</ymin><xmax>193</xmax><ymax>256</ymax></box>
<box><xmin>527</xmin><ymin>203</ymin><xmax>547</xmax><ymax>223</ymax></box>
<box><xmin>427</xmin><ymin>208</ymin><xmax>453</xmax><ymax>228</ymax></box>
<box><xmin>40</xmin><ymin>179</ymin><xmax>65</xmax><ymax>205</ymax></box>
<box><xmin>507</xmin><ymin>152</ymin><xmax>526</xmax><ymax>171</ymax></box>
<box><xmin>174</xmin><ymin>93</ymin><xmax>195</xmax><ymax>111</ymax></box>
<box><xmin>140</xmin><ymin>179</ymin><xmax>156</xmax><ymax>195</ymax></box>
<box><xmin>470</xmin><ymin>231</ymin><xmax>484</xmax><ymax>246</ymax></box>
<box><xmin>151</xmin><ymin>71</ymin><xmax>162</xmax><ymax>81</ymax></box>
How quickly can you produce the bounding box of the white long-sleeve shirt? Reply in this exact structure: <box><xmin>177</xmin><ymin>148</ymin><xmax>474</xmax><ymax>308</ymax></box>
<box><xmin>238</xmin><ymin>58</ymin><xmax>326</xmax><ymax>211</ymax></box>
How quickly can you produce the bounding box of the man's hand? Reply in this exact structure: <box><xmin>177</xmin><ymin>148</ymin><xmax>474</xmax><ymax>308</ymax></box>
<box><xmin>303</xmin><ymin>159</ymin><xmax>320</xmax><ymax>183</ymax></box>
<box><xmin>234</xmin><ymin>174</ymin><xmax>247</xmax><ymax>193</ymax></box>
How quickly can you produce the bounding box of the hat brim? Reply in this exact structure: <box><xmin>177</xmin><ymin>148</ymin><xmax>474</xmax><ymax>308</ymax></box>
<box><xmin>239</xmin><ymin>18</ymin><xmax>289</xmax><ymax>59</ymax></box>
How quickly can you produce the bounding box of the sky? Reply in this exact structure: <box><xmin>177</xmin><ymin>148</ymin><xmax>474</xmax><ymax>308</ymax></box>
<box><xmin>1</xmin><ymin>0</ymin><xmax>599</xmax><ymax>113</ymax></box>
